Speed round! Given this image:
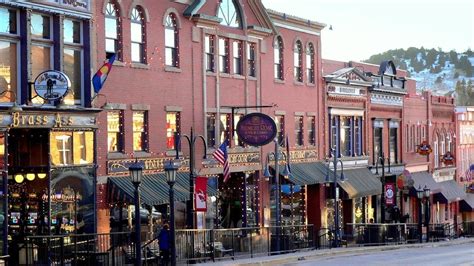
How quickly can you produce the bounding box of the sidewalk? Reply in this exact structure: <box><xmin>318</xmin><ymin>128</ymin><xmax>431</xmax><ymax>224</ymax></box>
<box><xmin>196</xmin><ymin>237</ymin><xmax>474</xmax><ymax>266</ymax></box>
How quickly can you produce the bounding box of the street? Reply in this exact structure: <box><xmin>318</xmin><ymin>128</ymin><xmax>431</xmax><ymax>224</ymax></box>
<box><xmin>287</xmin><ymin>243</ymin><xmax>474</xmax><ymax>266</ymax></box>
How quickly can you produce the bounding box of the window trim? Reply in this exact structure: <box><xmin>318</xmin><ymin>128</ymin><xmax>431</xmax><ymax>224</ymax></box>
<box><xmin>306</xmin><ymin>43</ymin><xmax>315</xmax><ymax>84</ymax></box>
<box><xmin>130</xmin><ymin>6</ymin><xmax>146</xmax><ymax>64</ymax></box>
<box><xmin>165</xmin><ymin>13</ymin><xmax>179</xmax><ymax>67</ymax></box>
<box><xmin>294</xmin><ymin>40</ymin><xmax>303</xmax><ymax>82</ymax></box>
<box><xmin>104</xmin><ymin>1</ymin><xmax>122</xmax><ymax>61</ymax></box>
<box><xmin>274</xmin><ymin>36</ymin><xmax>284</xmax><ymax>80</ymax></box>
<box><xmin>247</xmin><ymin>42</ymin><xmax>256</xmax><ymax>77</ymax></box>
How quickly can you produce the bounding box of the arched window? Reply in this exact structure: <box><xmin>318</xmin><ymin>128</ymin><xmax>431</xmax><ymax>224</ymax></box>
<box><xmin>294</xmin><ymin>40</ymin><xmax>303</xmax><ymax>82</ymax></box>
<box><xmin>217</xmin><ymin>0</ymin><xmax>242</xmax><ymax>28</ymax></box>
<box><xmin>274</xmin><ymin>36</ymin><xmax>284</xmax><ymax>80</ymax></box>
<box><xmin>165</xmin><ymin>13</ymin><xmax>179</xmax><ymax>67</ymax></box>
<box><xmin>105</xmin><ymin>1</ymin><xmax>122</xmax><ymax>60</ymax></box>
<box><xmin>131</xmin><ymin>7</ymin><xmax>146</xmax><ymax>63</ymax></box>
<box><xmin>434</xmin><ymin>134</ymin><xmax>439</xmax><ymax>168</ymax></box>
<box><xmin>306</xmin><ymin>43</ymin><xmax>315</xmax><ymax>84</ymax></box>
<box><xmin>446</xmin><ymin>133</ymin><xmax>451</xmax><ymax>152</ymax></box>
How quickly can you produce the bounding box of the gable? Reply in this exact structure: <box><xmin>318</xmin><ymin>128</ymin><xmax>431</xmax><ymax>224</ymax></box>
<box><xmin>324</xmin><ymin>67</ymin><xmax>372</xmax><ymax>86</ymax></box>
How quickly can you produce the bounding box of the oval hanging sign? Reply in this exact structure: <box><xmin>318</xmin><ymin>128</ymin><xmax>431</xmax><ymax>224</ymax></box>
<box><xmin>34</xmin><ymin>70</ymin><xmax>71</xmax><ymax>101</ymax></box>
<box><xmin>236</xmin><ymin>113</ymin><xmax>277</xmax><ymax>146</ymax></box>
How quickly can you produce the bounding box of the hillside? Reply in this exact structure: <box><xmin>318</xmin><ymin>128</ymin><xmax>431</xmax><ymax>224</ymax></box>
<box><xmin>364</xmin><ymin>47</ymin><xmax>474</xmax><ymax>105</ymax></box>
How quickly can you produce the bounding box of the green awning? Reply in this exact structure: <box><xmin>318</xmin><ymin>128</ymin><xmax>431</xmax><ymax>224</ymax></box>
<box><xmin>412</xmin><ymin>171</ymin><xmax>442</xmax><ymax>193</ymax></box>
<box><xmin>337</xmin><ymin>167</ymin><xmax>382</xmax><ymax>199</ymax></box>
<box><xmin>460</xmin><ymin>193</ymin><xmax>474</xmax><ymax>212</ymax></box>
<box><xmin>436</xmin><ymin>180</ymin><xmax>466</xmax><ymax>203</ymax></box>
<box><xmin>108</xmin><ymin>173</ymin><xmax>217</xmax><ymax>206</ymax></box>
<box><xmin>271</xmin><ymin>162</ymin><xmax>328</xmax><ymax>185</ymax></box>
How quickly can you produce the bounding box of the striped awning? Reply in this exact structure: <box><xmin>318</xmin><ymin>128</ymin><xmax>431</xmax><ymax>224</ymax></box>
<box><xmin>107</xmin><ymin>172</ymin><xmax>217</xmax><ymax>206</ymax></box>
<box><xmin>285</xmin><ymin>162</ymin><xmax>328</xmax><ymax>185</ymax></box>
<box><xmin>337</xmin><ymin>167</ymin><xmax>382</xmax><ymax>199</ymax></box>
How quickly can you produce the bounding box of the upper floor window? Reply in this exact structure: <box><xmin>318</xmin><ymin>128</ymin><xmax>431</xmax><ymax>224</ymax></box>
<box><xmin>63</xmin><ymin>19</ymin><xmax>82</xmax><ymax>105</ymax></box>
<box><xmin>247</xmin><ymin>43</ymin><xmax>256</xmax><ymax>77</ymax></box>
<box><xmin>166</xmin><ymin>112</ymin><xmax>180</xmax><ymax>150</ymax></box>
<box><xmin>51</xmin><ymin>131</ymin><xmax>94</xmax><ymax>166</ymax></box>
<box><xmin>0</xmin><ymin>7</ymin><xmax>17</xmax><ymax>34</ymax></box>
<box><xmin>217</xmin><ymin>0</ymin><xmax>242</xmax><ymax>28</ymax></box>
<box><xmin>133</xmin><ymin>111</ymin><xmax>148</xmax><ymax>152</ymax></box>
<box><xmin>31</xmin><ymin>13</ymin><xmax>52</xmax><ymax>105</ymax></box>
<box><xmin>306</xmin><ymin>43</ymin><xmax>315</xmax><ymax>84</ymax></box>
<box><xmin>295</xmin><ymin>116</ymin><xmax>304</xmax><ymax>146</ymax></box>
<box><xmin>207</xmin><ymin>113</ymin><xmax>217</xmax><ymax>147</ymax></box>
<box><xmin>233</xmin><ymin>41</ymin><xmax>242</xmax><ymax>75</ymax></box>
<box><xmin>275</xmin><ymin>115</ymin><xmax>285</xmax><ymax>147</ymax></box>
<box><xmin>131</xmin><ymin>7</ymin><xmax>146</xmax><ymax>63</ymax></box>
<box><xmin>165</xmin><ymin>14</ymin><xmax>179</xmax><ymax>67</ymax></box>
<box><xmin>274</xmin><ymin>37</ymin><xmax>284</xmax><ymax>80</ymax></box>
<box><xmin>294</xmin><ymin>41</ymin><xmax>303</xmax><ymax>82</ymax></box>
<box><xmin>205</xmin><ymin>35</ymin><xmax>215</xmax><ymax>72</ymax></box>
<box><xmin>389</xmin><ymin>121</ymin><xmax>399</xmax><ymax>164</ymax></box>
<box><xmin>308</xmin><ymin>116</ymin><xmax>316</xmax><ymax>146</ymax></box>
<box><xmin>233</xmin><ymin>114</ymin><xmax>244</xmax><ymax>147</ymax></box>
<box><xmin>0</xmin><ymin>7</ymin><xmax>18</xmax><ymax>103</ymax></box>
<box><xmin>219</xmin><ymin>38</ymin><xmax>229</xmax><ymax>73</ymax></box>
<box><xmin>108</xmin><ymin>111</ymin><xmax>124</xmax><ymax>153</ymax></box>
<box><xmin>434</xmin><ymin>135</ymin><xmax>439</xmax><ymax>168</ymax></box>
<box><xmin>105</xmin><ymin>1</ymin><xmax>122</xmax><ymax>60</ymax></box>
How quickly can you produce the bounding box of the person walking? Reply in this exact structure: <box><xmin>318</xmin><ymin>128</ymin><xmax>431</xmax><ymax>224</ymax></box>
<box><xmin>159</xmin><ymin>223</ymin><xmax>170</xmax><ymax>266</ymax></box>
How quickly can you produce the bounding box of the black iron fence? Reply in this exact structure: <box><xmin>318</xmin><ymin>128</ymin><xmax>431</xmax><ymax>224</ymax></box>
<box><xmin>461</xmin><ymin>221</ymin><xmax>474</xmax><ymax>237</ymax></box>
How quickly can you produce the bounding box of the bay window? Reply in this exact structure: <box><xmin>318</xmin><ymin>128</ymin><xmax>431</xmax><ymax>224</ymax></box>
<box><xmin>330</xmin><ymin>115</ymin><xmax>363</xmax><ymax>157</ymax></box>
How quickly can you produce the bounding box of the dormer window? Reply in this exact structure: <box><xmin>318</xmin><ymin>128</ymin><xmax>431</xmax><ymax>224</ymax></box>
<box><xmin>217</xmin><ymin>0</ymin><xmax>242</xmax><ymax>28</ymax></box>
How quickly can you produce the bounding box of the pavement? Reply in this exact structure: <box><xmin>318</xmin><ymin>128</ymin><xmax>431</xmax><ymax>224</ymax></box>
<box><xmin>195</xmin><ymin>237</ymin><xmax>474</xmax><ymax>266</ymax></box>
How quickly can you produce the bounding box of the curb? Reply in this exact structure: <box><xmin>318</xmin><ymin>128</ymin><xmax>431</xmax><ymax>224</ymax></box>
<box><xmin>198</xmin><ymin>238</ymin><xmax>474</xmax><ymax>266</ymax></box>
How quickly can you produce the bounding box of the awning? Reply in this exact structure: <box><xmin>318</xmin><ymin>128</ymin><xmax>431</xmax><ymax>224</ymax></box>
<box><xmin>435</xmin><ymin>180</ymin><xmax>466</xmax><ymax>203</ymax></box>
<box><xmin>286</xmin><ymin>162</ymin><xmax>328</xmax><ymax>185</ymax></box>
<box><xmin>411</xmin><ymin>172</ymin><xmax>442</xmax><ymax>193</ymax></box>
<box><xmin>460</xmin><ymin>193</ymin><xmax>474</xmax><ymax>212</ymax></box>
<box><xmin>108</xmin><ymin>172</ymin><xmax>217</xmax><ymax>206</ymax></box>
<box><xmin>337</xmin><ymin>167</ymin><xmax>382</xmax><ymax>199</ymax></box>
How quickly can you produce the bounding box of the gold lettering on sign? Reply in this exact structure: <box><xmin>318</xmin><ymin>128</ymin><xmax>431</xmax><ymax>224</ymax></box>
<box><xmin>10</xmin><ymin>112</ymin><xmax>49</xmax><ymax>127</ymax></box>
<box><xmin>54</xmin><ymin>113</ymin><xmax>73</xmax><ymax>127</ymax></box>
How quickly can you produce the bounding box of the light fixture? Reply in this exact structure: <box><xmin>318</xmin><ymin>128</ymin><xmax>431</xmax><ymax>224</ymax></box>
<box><xmin>37</xmin><ymin>173</ymin><xmax>47</xmax><ymax>179</ymax></box>
<box><xmin>129</xmin><ymin>159</ymin><xmax>143</xmax><ymax>185</ymax></box>
<box><xmin>164</xmin><ymin>160</ymin><xmax>180</xmax><ymax>184</ymax></box>
<box><xmin>26</xmin><ymin>173</ymin><xmax>35</xmax><ymax>181</ymax></box>
<box><xmin>282</xmin><ymin>164</ymin><xmax>290</xmax><ymax>179</ymax></box>
<box><xmin>340</xmin><ymin>172</ymin><xmax>345</xmax><ymax>182</ymax></box>
<box><xmin>416</xmin><ymin>185</ymin><xmax>424</xmax><ymax>199</ymax></box>
<box><xmin>423</xmin><ymin>185</ymin><xmax>430</xmax><ymax>198</ymax></box>
<box><xmin>14</xmin><ymin>174</ymin><xmax>24</xmax><ymax>183</ymax></box>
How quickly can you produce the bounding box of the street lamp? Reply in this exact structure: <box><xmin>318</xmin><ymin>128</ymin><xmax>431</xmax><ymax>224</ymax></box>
<box><xmin>263</xmin><ymin>138</ymin><xmax>291</xmax><ymax>253</ymax></box>
<box><xmin>129</xmin><ymin>159</ymin><xmax>143</xmax><ymax>266</ymax></box>
<box><xmin>423</xmin><ymin>185</ymin><xmax>431</xmax><ymax>242</ymax></box>
<box><xmin>416</xmin><ymin>185</ymin><xmax>424</xmax><ymax>243</ymax></box>
<box><xmin>164</xmin><ymin>160</ymin><xmax>181</xmax><ymax>266</ymax></box>
<box><xmin>325</xmin><ymin>149</ymin><xmax>345</xmax><ymax>248</ymax></box>
<box><xmin>175</xmin><ymin>129</ymin><xmax>207</xmax><ymax>229</ymax></box>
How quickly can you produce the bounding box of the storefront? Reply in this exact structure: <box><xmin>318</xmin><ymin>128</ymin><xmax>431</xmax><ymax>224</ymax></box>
<box><xmin>0</xmin><ymin>109</ymin><xmax>98</xmax><ymax>261</ymax></box>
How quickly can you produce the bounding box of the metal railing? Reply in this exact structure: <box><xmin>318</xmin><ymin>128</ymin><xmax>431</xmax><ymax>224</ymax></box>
<box><xmin>461</xmin><ymin>221</ymin><xmax>474</xmax><ymax>237</ymax></box>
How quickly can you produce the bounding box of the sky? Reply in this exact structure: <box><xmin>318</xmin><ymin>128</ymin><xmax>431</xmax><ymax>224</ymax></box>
<box><xmin>261</xmin><ymin>0</ymin><xmax>474</xmax><ymax>62</ymax></box>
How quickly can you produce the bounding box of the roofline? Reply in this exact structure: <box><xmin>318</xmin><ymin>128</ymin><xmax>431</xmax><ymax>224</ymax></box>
<box><xmin>266</xmin><ymin>9</ymin><xmax>326</xmax><ymax>32</ymax></box>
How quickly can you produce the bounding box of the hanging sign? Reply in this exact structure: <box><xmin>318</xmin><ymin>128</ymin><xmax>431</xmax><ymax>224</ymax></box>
<box><xmin>442</xmin><ymin>152</ymin><xmax>455</xmax><ymax>165</ymax></box>
<box><xmin>34</xmin><ymin>70</ymin><xmax>70</xmax><ymax>101</ymax></box>
<box><xmin>195</xmin><ymin>176</ymin><xmax>207</xmax><ymax>212</ymax></box>
<box><xmin>236</xmin><ymin>113</ymin><xmax>277</xmax><ymax>146</ymax></box>
<box><xmin>385</xmin><ymin>183</ymin><xmax>395</xmax><ymax>206</ymax></box>
<box><xmin>416</xmin><ymin>141</ymin><xmax>432</xmax><ymax>156</ymax></box>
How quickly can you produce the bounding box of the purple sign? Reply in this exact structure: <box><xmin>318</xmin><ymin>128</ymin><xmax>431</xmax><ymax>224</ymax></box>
<box><xmin>236</xmin><ymin>113</ymin><xmax>277</xmax><ymax>146</ymax></box>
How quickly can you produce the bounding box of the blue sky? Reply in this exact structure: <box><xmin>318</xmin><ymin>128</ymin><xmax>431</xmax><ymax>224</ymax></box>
<box><xmin>262</xmin><ymin>0</ymin><xmax>474</xmax><ymax>62</ymax></box>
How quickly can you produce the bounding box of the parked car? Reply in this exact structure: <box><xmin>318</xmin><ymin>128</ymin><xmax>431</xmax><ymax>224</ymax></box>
<box><xmin>111</xmin><ymin>206</ymin><xmax>161</xmax><ymax>224</ymax></box>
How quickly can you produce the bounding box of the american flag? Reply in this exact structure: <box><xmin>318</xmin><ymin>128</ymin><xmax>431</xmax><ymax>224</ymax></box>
<box><xmin>213</xmin><ymin>140</ymin><xmax>230</xmax><ymax>182</ymax></box>
<box><xmin>466</xmin><ymin>164</ymin><xmax>474</xmax><ymax>181</ymax></box>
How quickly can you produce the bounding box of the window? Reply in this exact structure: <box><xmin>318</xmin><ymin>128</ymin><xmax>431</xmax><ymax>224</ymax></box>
<box><xmin>306</xmin><ymin>43</ymin><xmax>315</xmax><ymax>83</ymax></box>
<box><xmin>340</xmin><ymin>117</ymin><xmax>351</xmax><ymax>156</ymax></box>
<box><xmin>166</xmin><ymin>112</ymin><xmax>180</xmax><ymax>150</ymax></box>
<box><xmin>0</xmin><ymin>7</ymin><xmax>18</xmax><ymax>103</ymax></box>
<box><xmin>373</xmin><ymin>120</ymin><xmax>383</xmax><ymax>162</ymax></box>
<box><xmin>219</xmin><ymin>38</ymin><xmax>229</xmax><ymax>73</ymax></box>
<box><xmin>247</xmin><ymin>43</ymin><xmax>256</xmax><ymax>77</ymax></box>
<box><xmin>31</xmin><ymin>13</ymin><xmax>52</xmax><ymax>104</ymax></box>
<box><xmin>108</xmin><ymin>111</ymin><xmax>124</xmax><ymax>153</ymax></box>
<box><xmin>446</xmin><ymin>133</ymin><xmax>451</xmax><ymax>152</ymax></box>
<box><xmin>330</xmin><ymin>115</ymin><xmax>338</xmax><ymax>153</ymax></box>
<box><xmin>165</xmin><ymin>14</ymin><xmax>179</xmax><ymax>67</ymax></box>
<box><xmin>131</xmin><ymin>7</ymin><xmax>146</xmax><ymax>63</ymax></box>
<box><xmin>133</xmin><ymin>111</ymin><xmax>147</xmax><ymax>151</ymax></box>
<box><xmin>354</xmin><ymin>117</ymin><xmax>362</xmax><ymax>156</ymax></box>
<box><xmin>207</xmin><ymin>113</ymin><xmax>217</xmax><ymax>147</ymax></box>
<box><xmin>434</xmin><ymin>135</ymin><xmax>439</xmax><ymax>168</ymax></box>
<box><xmin>295</xmin><ymin>116</ymin><xmax>304</xmax><ymax>146</ymax></box>
<box><xmin>308</xmin><ymin>116</ymin><xmax>316</xmax><ymax>146</ymax></box>
<box><xmin>50</xmin><ymin>131</ymin><xmax>94</xmax><ymax>166</ymax></box>
<box><xmin>105</xmin><ymin>1</ymin><xmax>122</xmax><ymax>60</ymax></box>
<box><xmin>233</xmin><ymin>41</ymin><xmax>242</xmax><ymax>75</ymax></box>
<box><xmin>220</xmin><ymin>114</ymin><xmax>230</xmax><ymax>144</ymax></box>
<box><xmin>331</xmin><ymin>115</ymin><xmax>363</xmax><ymax>157</ymax></box>
<box><xmin>411</xmin><ymin>125</ymin><xmax>415</xmax><ymax>152</ymax></box>
<box><xmin>205</xmin><ymin>35</ymin><xmax>215</xmax><ymax>72</ymax></box>
<box><xmin>274</xmin><ymin>37</ymin><xmax>284</xmax><ymax>80</ymax></box>
<box><xmin>389</xmin><ymin>121</ymin><xmax>399</xmax><ymax>164</ymax></box>
<box><xmin>275</xmin><ymin>115</ymin><xmax>285</xmax><ymax>147</ymax></box>
<box><xmin>63</xmin><ymin>19</ymin><xmax>82</xmax><ymax>105</ymax></box>
<box><xmin>217</xmin><ymin>0</ymin><xmax>242</xmax><ymax>28</ymax></box>
<box><xmin>281</xmin><ymin>184</ymin><xmax>306</xmax><ymax>226</ymax></box>
<box><xmin>294</xmin><ymin>41</ymin><xmax>303</xmax><ymax>82</ymax></box>
<box><xmin>233</xmin><ymin>114</ymin><xmax>244</xmax><ymax>146</ymax></box>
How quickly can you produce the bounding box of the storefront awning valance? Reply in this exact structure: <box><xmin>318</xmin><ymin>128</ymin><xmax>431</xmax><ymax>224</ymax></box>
<box><xmin>435</xmin><ymin>180</ymin><xmax>466</xmax><ymax>203</ymax></box>
<box><xmin>272</xmin><ymin>162</ymin><xmax>328</xmax><ymax>185</ymax></box>
<box><xmin>411</xmin><ymin>172</ymin><xmax>442</xmax><ymax>193</ymax></box>
<box><xmin>460</xmin><ymin>193</ymin><xmax>474</xmax><ymax>212</ymax></box>
<box><xmin>337</xmin><ymin>167</ymin><xmax>382</xmax><ymax>199</ymax></box>
<box><xmin>107</xmin><ymin>173</ymin><xmax>217</xmax><ymax>206</ymax></box>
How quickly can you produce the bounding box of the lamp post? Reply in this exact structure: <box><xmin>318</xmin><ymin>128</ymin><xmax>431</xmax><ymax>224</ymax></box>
<box><xmin>165</xmin><ymin>160</ymin><xmax>180</xmax><ymax>266</ymax></box>
<box><xmin>175</xmin><ymin>129</ymin><xmax>207</xmax><ymax>229</ymax></box>
<box><xmin>129</xmin><ymin>160</ymin><xmax>143</xmax><ymax>266</ymax></box>
<box><xmin>263</xmin><ymin>138</ymin><xmax>290</xmax><ymax>253</ymax></box>
<box><xmin>416</xmin><ymin>185</ymin><xmax>424</xmax><ymax>243</ymax></box>
<box><xmin>375</xmin><ymin>153</ymin><xmax>388</xmax><ymax>223</ymax></box>
<box><xmin>325</xmin><ymin>149</ymin><xmax>345</xmax><ymax>248</ymax></box>
<box><xmin>423</xmin><ymin>185</ymin><xmax>431</xmax><ymax>242</ymax></box>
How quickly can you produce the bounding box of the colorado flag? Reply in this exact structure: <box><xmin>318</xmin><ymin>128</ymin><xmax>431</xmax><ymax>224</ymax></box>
<box><xmin>92</xmin><ymin>54</ymin><xmax>116</xmax><ymax>93</ymax></box>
